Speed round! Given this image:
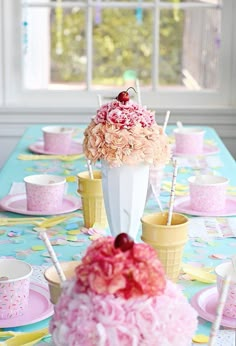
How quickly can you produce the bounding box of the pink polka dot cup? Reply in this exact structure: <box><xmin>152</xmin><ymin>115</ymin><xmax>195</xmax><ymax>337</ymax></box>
<box><xmin>174</xmin><ymin>127</ymin><xmax>205</xmax><ymax>155</ymax></box>
<box><xmin>215</xmin><ymin>262</ymin><xmax>236</xmax><ymax>318</ymax></box>
<box><xmin>42</xmin><ymin>126</ymin><xmax>74</xmax><ymax>154</ymax></box>
<box><xmin>0</xmin><ymin>259</ymin><xmax>32</xmax><ymax>319</ymax></box>
<box><xmin>188</xmin><ymin>175</ymin><xmax>229</xmax><ymax>212</ymax></box>
<box><xmin>24</xmin><ymin>174</ymin><xmax>66</xmax><ymax>212</ymax></box>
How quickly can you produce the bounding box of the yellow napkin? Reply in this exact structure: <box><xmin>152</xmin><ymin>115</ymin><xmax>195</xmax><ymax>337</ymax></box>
<box><xmin>18</xmin><ymin>153</ymin><xmax>84</xmax><ymax>162</ymax></box>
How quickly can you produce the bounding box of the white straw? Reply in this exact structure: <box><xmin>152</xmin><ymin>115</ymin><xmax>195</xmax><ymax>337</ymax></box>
<box><xmin>97</xmin><ymin>94</ymin><xmax>102</xmax><ymax>107</ymax></box>
<box><xmin>163</xmin><ymin>110</ymin><xmax>170</xmax><ymax>134</ymax></box>
<box><xmin>86</xmin><ymin>95</ymin><xmax>102</xmax><ymax>180</ymax></box>
<box><xmin>167</xmin><ymin>160</ymin><xmax>178</xmax><ymax>226</ymax></box>
<box><xmin>87</xmin><ymin>159</ymin><xmax>94</xmax><ymax>179</ymax></box>
<box><xmin>40</xmin><ymin>230</ymin><xmax>66</xmax><ymax>283</ymax></box>
<box><xmin>231</xmin><ymin>255</ymin><xmax>236</xmax><ymax>273</ymax></box>
<box><xmin>135</xmin><ymin>79</ymin><xmax>142</xmax><ymax>105</ymax></box>
<box><xmin>208</xmin><ymin>274</ymin><xmax>232</xmax><ymax>346</ymax></box>
<box><xmin>176</xmin><ymin>121</ymin><xmax>183</xmax><ymax>130</ymax></box>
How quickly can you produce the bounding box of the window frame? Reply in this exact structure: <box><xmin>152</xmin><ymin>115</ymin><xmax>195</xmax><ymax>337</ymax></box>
<box><xmin>1</xmin><ymin>0</ymin><xmax>236</xmax><ymax>112</ymax></box>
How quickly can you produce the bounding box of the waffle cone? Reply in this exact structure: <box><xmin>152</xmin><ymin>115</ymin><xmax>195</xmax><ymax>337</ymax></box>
<box><xmin>78</xmin><ymin>171</ymin><xmax>107</xmax><ymax>228</ymax></box>
<box><xmin>141</xmin><ymin>212</ymin><xmax>188</xmax><ymax>282</ymax></box>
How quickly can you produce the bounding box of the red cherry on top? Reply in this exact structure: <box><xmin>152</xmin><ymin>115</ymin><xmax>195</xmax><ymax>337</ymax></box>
<box><xmin>116</xmin><ymin>91</ymin><xmax>129</xmax><ymax>104</ymax></box>
<box><xmin>114</xmin><ymin>233</ymin><xmax>134</xmax><ymax>252</ymax></box>
<box><xmin>116</xmin><ymin>87</ymin><xmax>136</xmax><ymax>104</ymax></box>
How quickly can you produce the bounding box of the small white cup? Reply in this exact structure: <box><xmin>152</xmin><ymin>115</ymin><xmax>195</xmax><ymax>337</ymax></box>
<box><xmin>42</xmin><ymin>126</ymin><xmax>74</xmax><ymax>154</ymax></box>
<box><xmin>174</xmin><ymin>127</ymin><xmax>205</xmax><ymax>155</ymax></box>
<box><xmin>188</xmin><ymin>175</ymin><xmax>229</xmax><ymax>212</ymax></box>
<box><xmin>24</xmin><ymin>174</ymin><xmax>66</xmax><ymax>212</ymax></box>
<box><xmin>0</xmin><ymin>259</ymin><xmax>32</xmax><ymax>319</ymax></box>
<box><xmin>215</xmin><ymin>262</ymin><xmax>236</xmax><ymax>318</ymax></box>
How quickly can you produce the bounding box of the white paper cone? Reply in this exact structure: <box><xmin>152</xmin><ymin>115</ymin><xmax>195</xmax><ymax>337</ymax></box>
<box><xmin>101</xmin><ymin>161</ymin><xmax>149</xmax><ymax>239</ymax></box>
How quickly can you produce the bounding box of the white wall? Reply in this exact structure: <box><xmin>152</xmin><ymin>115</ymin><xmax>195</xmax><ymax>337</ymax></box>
<box><xmin>0</xmin><ymin>107</ymin><xmax>235</xmax><ymax>169</ymax></box>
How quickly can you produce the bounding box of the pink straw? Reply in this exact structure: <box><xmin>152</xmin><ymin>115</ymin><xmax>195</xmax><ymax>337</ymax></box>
<box><xmin>208</xmin><ymin>274</ymin><xmax>231</xmax><ymax>346</ymax></box>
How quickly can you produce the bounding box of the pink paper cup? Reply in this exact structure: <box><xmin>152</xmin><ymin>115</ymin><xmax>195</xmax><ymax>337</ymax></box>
<box><xmin>0</xmin><ymin>259</ymin><xmax>32</xmax><ymax>319</ymax></box>
<box><xmin>215</xmin><ymin>262</ymin><xmax>236</xmax><ymax>318</ymax></box>
<box><xmin>24</xmin><ymin>174</ymin><xmax>66</xmax><ymax>212</ymax></box>
<box><xmin>174</xmin><ymin>127</ymin><xmax>205</xmax><ymax>155</ymax></box>
<box><xmin>188</xmin><ymin>175</ymin><xmax>229</xmax><ymax>212</ymax></box>
<box><xmin>42</xmin><ymin>126</ymin><xmax>74</xmax><ymax>154</ymax></box>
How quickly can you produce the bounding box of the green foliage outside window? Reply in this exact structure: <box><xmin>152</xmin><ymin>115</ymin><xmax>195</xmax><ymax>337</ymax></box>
<box><xmin>51</xmin><ymin>8</ymin><xmax>184</xmax><ymax>86</ymax></box>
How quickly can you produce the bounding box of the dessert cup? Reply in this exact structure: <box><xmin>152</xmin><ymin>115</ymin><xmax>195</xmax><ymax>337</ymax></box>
<box><xmin>44</xmin><ymin>261</ymin><xmax>80</xmax><ymax>304</ymax></box>
<box><xmin>188</xmin><ymin>174</ymin><xmax>229</xmax><ymax>212</ymax></box>
<box><xmin>174</xmin><ymin>127</ymin><xmax>205</xmax><ymax>155</ymax></box>
<box><xmin>141</xmin><ymin>212</ymin><xmax>188</xmax><ymax>281</ymax></box>
<box><xmin>24</xmin><ymin>174</ymin><xmax>66</xmax><ymax>212</ymax></box>
<box><xmin>42</xmin><ymin>126</ymin><xmax>74</xmax><ymax>154</ymax></box>
<box><xmin>215</xmin><ymin>261</ymin><xmax>236</xmax><ymax>318</ymax></box>
<box><xmin>77</xmin><ymin>170</ymin><xmax>107</xmax><ymax>228</ymax></box>
<box><xmin>0</xmin><ymin>259</ymin><xmax>32</xmax><ymax>319</ymax></box>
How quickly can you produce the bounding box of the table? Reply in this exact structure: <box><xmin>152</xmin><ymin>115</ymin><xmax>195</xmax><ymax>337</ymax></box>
<box><xmin>0</xmin><ymin>125</ymin><xmax>236</xmax><ymax>345</ymax></box>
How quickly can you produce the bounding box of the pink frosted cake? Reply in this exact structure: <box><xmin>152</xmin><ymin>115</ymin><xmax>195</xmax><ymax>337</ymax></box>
<box><xmin>50</xmin><ymin>234</ymin><xmax>198</xmax><ymax>345</ymax></box>
<box><xmin>83</xmin><ymin>89</ymin><xmax>170</xmax><ymax>167</ymax></box>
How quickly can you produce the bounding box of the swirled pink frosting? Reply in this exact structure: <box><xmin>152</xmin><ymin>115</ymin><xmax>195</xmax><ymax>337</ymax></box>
<box><xmin>50</xmin><ymin>280</ymin><xmax>198</xmax><ymax>346</ymax></box>
<box><xmin>95</xmin><ymin>100</ymin><xmax>155</xmax><ymax>129</ymax></box>
<box><xmin>83</xmin><ymin>100</ymin><xmax>170</xmax><ymax>167</ymax></box>
<box><xmin>75</xmin><ymin>237</ymin><xmax>166</xmax><ymax>299</ymax></box>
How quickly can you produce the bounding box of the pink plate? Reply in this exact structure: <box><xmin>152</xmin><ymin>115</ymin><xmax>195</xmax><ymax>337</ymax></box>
<box><xmin>173</xmin><ymin>144</ymin><xmax>219</xmax><ymax>157</ymax></box>
<box><xmin>173</xmin><ymin>196</ymin><xmax>236</xmax><ymax>217</ymax></box>
<box><xmin>0</xmin><ymin>193</ymin><xmax>81</xmax><ymax>216</ymax></box>
<box><xmin>29</xmin><ymin>140</ymin><xmax>83</xmax><ymax>155</ymax></box>
<box><xmin>191</xmin><ymin>286</ymin><xmax>236</xmax><ymax>329</ymax></box>
<box><xmin>0</xmin><ymin>282</ymin><xmax>53</xmax><ymax>328</ymax></box>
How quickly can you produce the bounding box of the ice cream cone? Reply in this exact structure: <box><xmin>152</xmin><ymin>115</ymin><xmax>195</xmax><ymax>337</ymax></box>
<box><xmin>44</xmin><ymin>261</ymin><xmax>80</xmax><ymax>304</ymax></box>
<box><xmin>141</xmin><ymin>212</ymin><xmax>188</xmax><ymax>282</ymax></box>
<box><xmin>77</xmin><ymin>170</ymin><xmax>107</xmax><ymax>228</ymax></box>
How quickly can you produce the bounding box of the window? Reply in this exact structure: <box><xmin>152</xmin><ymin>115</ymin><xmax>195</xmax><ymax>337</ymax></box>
<box><xmin>1</xmin><ymin>0</ymin><xmax>235</xmax><ymax>111</ymax></box>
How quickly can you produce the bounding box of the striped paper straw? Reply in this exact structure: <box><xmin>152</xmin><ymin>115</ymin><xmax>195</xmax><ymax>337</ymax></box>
<box><xmin>87</xmin><ymin>159</ymin><xmax>94</xmax><ymax>180</ymax></box>
<box><xmin>97</xmin><ymin>94</ymin><xmax>102</xmax><ymax>107</ymax></box>
<box><xmin>40</xmin><ymin>230</ymin><xmax>66</xmax><ymax>283</ymax></box>
<box><xmin>208</xmin><ymin>274</ymin><xmax>232</xmax><ymax>346</ymax></box>
<box><xmin>167</xmin><ymin>159</ymin><xmax>178</xmax><ymax>226</ymax></box>
<box><xmin>163</xmin><ymin>110</ymin><xmax>171</xmax><ymax>134</ymax></box>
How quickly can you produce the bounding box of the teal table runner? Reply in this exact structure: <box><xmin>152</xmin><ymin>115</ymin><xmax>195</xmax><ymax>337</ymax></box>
<box><xmin>0</xmin><ymin>125</ymin><xmax>235</xmax><ymax>345</ymax></box>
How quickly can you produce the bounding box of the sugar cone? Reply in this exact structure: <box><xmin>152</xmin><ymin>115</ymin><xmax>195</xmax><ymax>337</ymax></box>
<box><xmin>77</xmin><ymin>171</ymin><xmax>107</xmax><ymax>228</ymax></box>
<box><xmin>141</xmin><ymin>212</ymin><xmax>188</xmax><ymax>282</ymax></box>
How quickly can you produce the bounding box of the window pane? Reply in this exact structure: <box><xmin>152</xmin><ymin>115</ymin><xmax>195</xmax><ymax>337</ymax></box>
<box><xmin>22</xmin><ymin>1</ymin><xmax>221</xmax><ymax>92</ymax></box>
<box><xmin>23</xmin><ymin>4</ymin><xmax>87</xmax><ymax>90</ymax></box>
<box><xmin>159</xmin><ymin>7</ymin><xmax>221</xmax><ymax>90</ymax></box>
<box><xmin>51</xmin><ymin>7</ymin><xmax>87</xmax><ymax>88</ymax></box>
<box><xmin>92</xmin><ymin>8</ymin><xmax>153</xmax><ymax>89</ymax></box>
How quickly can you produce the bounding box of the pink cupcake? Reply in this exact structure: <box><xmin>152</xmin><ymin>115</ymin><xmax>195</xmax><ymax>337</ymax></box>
<box><xmin>50</xmin><ymin>234</ymin><xmax>198</xmax><ymax>346</ymax></box>
<box><xmin>83</xmin><ymin>90</ymin><xmax>170</xmax><ymax>167</ymax></box>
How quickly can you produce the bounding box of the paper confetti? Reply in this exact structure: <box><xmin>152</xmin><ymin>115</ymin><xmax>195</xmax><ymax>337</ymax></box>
<box><xmin>192</xmin><ymin>334</ymin><xmax>209</xmax><ymax>343</ymax></box>
<box><xmin>31</xmin><ymin>245</ymin><xmax>46</xmax><ymax>251</ymax></box>
<box><xmin>209</xmin><ymin>254</ymin><xmax>229</xmax><ymax>260</ymax></box>
<box><xmin>67</xmin><ymin>230</ymin><xmax>81</xmax><ymax>235</ymax></box>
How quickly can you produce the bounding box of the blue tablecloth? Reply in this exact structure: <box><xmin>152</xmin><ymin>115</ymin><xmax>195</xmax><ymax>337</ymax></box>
<box><xmin>0</xmin><ymin>125</ymin><xmax>235</xmax><ymax>344</ymax></box>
